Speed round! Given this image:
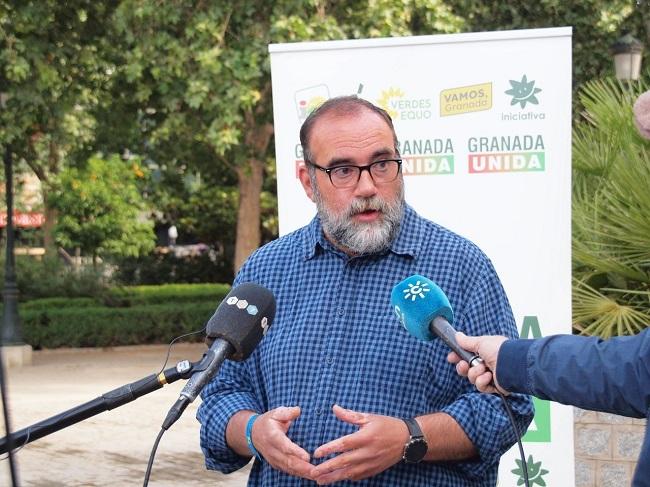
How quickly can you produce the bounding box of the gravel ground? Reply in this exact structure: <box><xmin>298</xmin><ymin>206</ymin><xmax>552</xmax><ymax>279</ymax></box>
<box><xmin>0</xmin><ymin>344</ymin><xmax>251</xmax><ymax>487</ymax></box>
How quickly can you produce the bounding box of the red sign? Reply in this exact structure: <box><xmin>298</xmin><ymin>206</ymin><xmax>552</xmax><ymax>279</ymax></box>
<box><xmin>0</xmin><ymin>212</ymin><xmax>46</xmax><ymax>228</ymax></box>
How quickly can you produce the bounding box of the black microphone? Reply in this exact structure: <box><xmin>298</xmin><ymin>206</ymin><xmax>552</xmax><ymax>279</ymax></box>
<box><xmin>390</xmin><ymin>275</ymin><xmax>483</xmax><ymax>367</ymax></box>
<box><xmin>162</xmin><ymin>282</ymin><xmax>275</xmax><ymax>429</ymax></box>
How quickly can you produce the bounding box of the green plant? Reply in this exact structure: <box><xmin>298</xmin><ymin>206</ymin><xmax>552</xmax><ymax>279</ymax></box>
<box><xmin>572</xmin><ymin>77</ymin><xmax>650</xmax><ymax>337</ymax></box>
<box><xmin>112</xmin><ymin>251</ymin><xmax>233</xmax><ymax>285</ymax></box>
<box><xmin>0</xmin><ymin>255</ymin><xmax>112</xmax><ymax>301</ymax></box>
<box><xmin>22</xmin><ymin>302</ymin><xmax>216</xmax><ymax>349</ymax></box>
<box><xmin>16</xmin><ymin>282</ymin><xmax>230</xmax><ymax>348</ymax></box>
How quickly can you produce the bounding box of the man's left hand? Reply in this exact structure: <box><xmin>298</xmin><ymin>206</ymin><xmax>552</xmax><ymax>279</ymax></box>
<box><xmin>310</xmin><ymin>404</ymin><xmax>409</xmax><ymax>485</ymax></box>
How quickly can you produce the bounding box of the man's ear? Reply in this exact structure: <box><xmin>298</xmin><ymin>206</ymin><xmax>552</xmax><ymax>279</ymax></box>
<box><xmin>298</xmin><ymin>162</ymin><xmax>316</xmax><ymax>202</ymax></box>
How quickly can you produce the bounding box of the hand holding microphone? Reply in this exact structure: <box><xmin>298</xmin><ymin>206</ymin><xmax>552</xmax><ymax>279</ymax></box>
<box><xmin>448</xmin><ymin>333</ymin><xmax>509</xmax><ymax>395</ymax></box>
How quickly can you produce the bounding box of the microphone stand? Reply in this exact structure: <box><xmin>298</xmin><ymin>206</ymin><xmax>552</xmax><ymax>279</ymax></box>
<box><xmin>0</xmin><ymin>359</ymin><xmax>196</xmax><ymax>454</ymax></box>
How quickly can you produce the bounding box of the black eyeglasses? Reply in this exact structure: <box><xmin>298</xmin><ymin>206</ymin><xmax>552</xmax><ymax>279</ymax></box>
<box><xmin>307</xmin><ymin>159</ymin><xmax>402</xmax><ymax>188</ymax></box>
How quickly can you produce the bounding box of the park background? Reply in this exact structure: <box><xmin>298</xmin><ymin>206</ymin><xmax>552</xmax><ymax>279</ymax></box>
<box><xmin>1</xmin><ymin>1</ymin><xmax>650</xmax><ymax>486</ymax></box>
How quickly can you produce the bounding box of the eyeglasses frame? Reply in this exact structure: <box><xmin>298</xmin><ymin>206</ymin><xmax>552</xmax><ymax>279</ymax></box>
<box><xmin>305</xmin><ymin>158</ymin><xmax>403</xmax><ymax>188</ymax></box>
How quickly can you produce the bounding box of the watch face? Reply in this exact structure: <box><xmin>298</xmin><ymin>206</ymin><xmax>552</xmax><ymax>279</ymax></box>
<box><xmin>404</xmin><ymin>438</ymin><xmax>428</xmax><ymax>463</ymax></box>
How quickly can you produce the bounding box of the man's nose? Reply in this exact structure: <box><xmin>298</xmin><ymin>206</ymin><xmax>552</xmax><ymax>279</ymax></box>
<box><xmin>354</xmin><ymin>168</ymin><xmax>378</xmax><ymax>196</ymax></box>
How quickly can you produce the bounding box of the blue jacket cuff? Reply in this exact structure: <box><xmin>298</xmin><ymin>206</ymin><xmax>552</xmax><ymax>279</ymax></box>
<box><xmin>497</xmin><ymin>338</ymin><xmax>535</xmax><ymax>393</ymax></box>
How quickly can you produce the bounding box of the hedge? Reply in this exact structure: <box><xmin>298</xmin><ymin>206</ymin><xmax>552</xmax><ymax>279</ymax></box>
<box><xmin>22</xmin><ymin>302</ymin><xmax>218</xmax><ymax>349</ymax></box>
<box><xmin>17</xmin><ymin>283</ymin><xmax>232</xmax><ymax>349</ymax></box>
<box><xmin>106</xmin><ymin>283</ymin><xmax>231</xmax><ymax>306</ymax></box>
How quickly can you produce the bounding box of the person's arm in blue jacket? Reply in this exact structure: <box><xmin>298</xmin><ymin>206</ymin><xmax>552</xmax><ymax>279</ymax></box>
<box><xmin>449</xmin><ymin>329</ymin><xmax>650</xmax><ymax>418</ymax></box>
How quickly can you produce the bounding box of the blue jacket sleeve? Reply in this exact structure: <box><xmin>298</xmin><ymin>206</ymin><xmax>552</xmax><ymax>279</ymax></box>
<box><xmin>497</xmin><ymin>329</ymin><xmax>650</xmax><ymax>418</ymax></box>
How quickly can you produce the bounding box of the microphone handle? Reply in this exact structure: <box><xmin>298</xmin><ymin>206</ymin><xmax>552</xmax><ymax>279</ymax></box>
<box><xmin>180</xmin><ymin>339</ymin><xmax>233</xmax><ymax>402</ymax></box>
<box><xmin>431</xmin><ymin>317</ymin><xmax>483</xmax><ymax>367</ymax></box>
<box><xmin>162</xmin><ymin>339</ymin><xmax>233</xmax><ymax>430</ymax></box>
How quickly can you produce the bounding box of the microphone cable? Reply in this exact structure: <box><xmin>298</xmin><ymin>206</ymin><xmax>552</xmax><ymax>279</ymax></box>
<box><xmin>497</xmin><ymin>391</ymin><xmax>530</xmax><ymax>487</ymax></box>
<box><xmin>142</xmin><ymin>325</ymin><xmax>207</xmax><ymax>487</ymax></box>
<box><xmin>143</xmin><ymin>427</ymin><xmax>165</xmax><ymax>487</ymax></box>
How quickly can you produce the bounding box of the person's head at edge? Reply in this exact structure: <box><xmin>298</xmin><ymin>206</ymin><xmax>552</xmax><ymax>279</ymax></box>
<box><xmin>298</xmin><ymin>95</ymin><xmax>406</xmax><ymax>256</ymax></box>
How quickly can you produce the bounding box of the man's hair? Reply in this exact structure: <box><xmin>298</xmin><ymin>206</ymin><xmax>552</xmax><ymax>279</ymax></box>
<box><xmin>299</xmin><ymin>96</ymin><xmax>399</xmax><ymax>167</ymax></box>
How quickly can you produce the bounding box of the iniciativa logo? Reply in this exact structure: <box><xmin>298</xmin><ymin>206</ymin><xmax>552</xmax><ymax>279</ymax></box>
<box><xmin>505</xmin><ymin>75</ymin><xmax>542</xmax><ymax>109</ymax></box>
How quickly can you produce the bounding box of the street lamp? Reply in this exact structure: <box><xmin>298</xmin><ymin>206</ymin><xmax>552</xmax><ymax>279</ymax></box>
<box><xmin>611</xmin><ymin>33</ymin><xmax>644</xmax><ymax>81</ymax></box>
<box><xmin>0</xmin><ymin>92</ymin><xmax>23</xmax><ymax>346</ymax></box>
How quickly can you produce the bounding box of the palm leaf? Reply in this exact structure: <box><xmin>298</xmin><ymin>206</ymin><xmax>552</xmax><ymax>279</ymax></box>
<box><xmin>573</xmin><ymin>279</ymin><xmax>650</xmax><ymax>338</ymax></box>
<box><xmin>572</xmin><ymin>76</ymin><xmax>650</xmax><ymax>336</ymax></box>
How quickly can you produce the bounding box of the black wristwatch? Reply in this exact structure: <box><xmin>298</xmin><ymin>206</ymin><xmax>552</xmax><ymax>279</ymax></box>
<box><xmin>402</xmin><ymin>418</ymin><xmax>428</xmax><ymax>463</ymax></box>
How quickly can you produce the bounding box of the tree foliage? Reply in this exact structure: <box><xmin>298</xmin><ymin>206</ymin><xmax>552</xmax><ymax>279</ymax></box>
<box><xmin>572</xmin><ymin>77</ymin><xmax>650</xmax><ymax>338</ymax></box>
<box><xmin>4</xmin><ymin>0</ymin><xmax>649</xmax><ymax>285</ymax></box>
<box><xmin>448</xmin><ymin>0</ymin><xmax>644</xmax><ymax>113</ymax></box>
<box><xmin>49</xmin><ymin>154</ymin><xmax>155</xmax><ymax>260</ymax></box>
<box><xmin>109</xmin><ymin>0</ymin><xmax>464</xmax><ymax>271</ymax></box>
<box><xmin>0</xmin><ymin>0</ymin><xmax>120</xmax><ymax>247</ymax></box>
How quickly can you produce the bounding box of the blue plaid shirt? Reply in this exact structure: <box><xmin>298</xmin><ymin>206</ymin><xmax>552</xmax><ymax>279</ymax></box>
<box><xmin>198</xmin><ymin>205</ymin><xmax>533</xmax><ymax>486</ymax></box>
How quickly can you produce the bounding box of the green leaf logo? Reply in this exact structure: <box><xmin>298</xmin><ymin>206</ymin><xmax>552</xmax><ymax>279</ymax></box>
<box><xmin>505</xmin><ymin>75</ymin><xmax>542</xmax><ymax>109</ymax></box>
<box><xmin>511</xmin><ymin>454</ymin><xmax>549</xmax><ymax>486</ymax></box>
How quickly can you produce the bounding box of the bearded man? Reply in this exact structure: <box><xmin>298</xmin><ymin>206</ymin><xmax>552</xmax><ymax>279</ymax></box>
<box><xmin>197</xmin><ymin>96</ymin><xmax>533</xmax><ymax>486</ymax></box>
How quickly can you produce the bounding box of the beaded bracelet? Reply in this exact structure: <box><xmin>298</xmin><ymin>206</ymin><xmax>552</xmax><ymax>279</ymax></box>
<box><xmin>245</xmin><ymin>413</ymin><xmax>262</xmax><ymax>460</ymax></box>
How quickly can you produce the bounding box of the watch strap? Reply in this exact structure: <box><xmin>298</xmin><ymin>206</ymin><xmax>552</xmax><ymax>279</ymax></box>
<box><xmin>403</xmin><ymin>417</ymin><xmax>424</xmax><ymax>439</ymax></box>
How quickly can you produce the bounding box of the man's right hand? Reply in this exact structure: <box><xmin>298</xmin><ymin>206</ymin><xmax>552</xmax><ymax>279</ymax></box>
<box><xmin>447</xmin><ymin>332</ymin><xmax>509</xmax><ymax>395</ymax></box>
<box><xmin>250</xmin><ymin>406</ymin><xmax>314</xmax><ymax>480</ymax></box>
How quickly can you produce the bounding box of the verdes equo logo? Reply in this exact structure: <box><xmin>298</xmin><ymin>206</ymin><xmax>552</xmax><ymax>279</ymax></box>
<box><xmin>377</xmin><ymin>87</ymin><xmax>432</xmax><ymax>121</ymax></box>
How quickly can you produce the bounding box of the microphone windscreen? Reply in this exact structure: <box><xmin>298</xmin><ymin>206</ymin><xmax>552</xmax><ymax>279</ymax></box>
<box><xmin>206</xmin><ymin>282</ymin><xmax>276</xmax><ymax>361</ymax></box>
<box><xmin>390</xmin><ymin>275</ymin><xmax>454</xmax><ymax>342</ymax></box>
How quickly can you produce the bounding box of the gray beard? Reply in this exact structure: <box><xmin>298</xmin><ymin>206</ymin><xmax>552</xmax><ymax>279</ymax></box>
<box><xmin>313</xmin><ymin>182</ymin><xmax>405</xmax><ymax>255</ymax></box>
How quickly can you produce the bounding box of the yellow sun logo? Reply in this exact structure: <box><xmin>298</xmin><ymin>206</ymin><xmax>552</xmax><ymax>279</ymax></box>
<box><xmin>377</xmin><ymin>87</ymin><xmax>404</xmax><ymax>119</ymax></box>
<box><xmin>403</xmin><ymin>281</ymin><xmax>430</xmax><ymax>301</ymax></box>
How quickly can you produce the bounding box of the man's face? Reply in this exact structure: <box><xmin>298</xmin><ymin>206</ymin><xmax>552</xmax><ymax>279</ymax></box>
<box><xmin>298</xmin><ymin>108</ymin><xmax>405</xmax><ymax>255</ymax></box>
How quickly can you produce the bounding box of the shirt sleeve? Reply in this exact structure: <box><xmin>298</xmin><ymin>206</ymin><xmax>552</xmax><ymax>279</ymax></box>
<box><xmin>498</xmin><ymin>330</ymin><xmax>650</xmax><ymax>418</ymax></box>
<box><xmin>441</xmin><ymin>259</ymin><xmax>535</xmax><ymax>478</ymax></box>
<box><xmin>197</xmin><ymin>358</ymin><xmax>263</xmax><ymax>472</ymax></box>
<box><xmin>196</xmin><ymin>267</ymin><xmax>265</xmax><ymax>473</ymax></box>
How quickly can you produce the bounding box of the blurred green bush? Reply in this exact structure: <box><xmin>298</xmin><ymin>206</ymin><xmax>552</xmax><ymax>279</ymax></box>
<box><xmin>16</xmin><ymin>283</ymin><xmax>230</xmax><ymax>349</ymax></box>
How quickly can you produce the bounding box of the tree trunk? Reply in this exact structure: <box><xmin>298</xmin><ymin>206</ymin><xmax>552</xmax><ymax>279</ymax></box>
<box><xmin>42</xmin><ymin>196</ymin><xmax>57</xmax><ymax>254</ymax></box>
<box><xmin>233</xmin><ymin>158</ymin><xmax>264</xmax><ymax>273</ymax></box>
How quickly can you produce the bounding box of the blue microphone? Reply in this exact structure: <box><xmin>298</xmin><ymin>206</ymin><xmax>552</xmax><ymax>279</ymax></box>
<box><xmin>391</xmin><ymin>275</ymin><xmax>483</xmax><ymax>367</ymax></box>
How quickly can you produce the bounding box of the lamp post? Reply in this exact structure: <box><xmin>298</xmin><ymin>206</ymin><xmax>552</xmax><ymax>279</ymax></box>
<box><xmin>611</xmin><ymin>33</ymin><xmax>644</xmax><ymax>81</ymax></box>
<box><xmin>0</xmin><ymin>92</ymin><xmax>22</xmax><ymax>346</ymax></box>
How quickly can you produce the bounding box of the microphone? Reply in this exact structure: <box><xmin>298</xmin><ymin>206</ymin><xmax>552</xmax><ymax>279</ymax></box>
<box><xmin>162</xmin><ymin>282</ymin><xmax>276</xmax><ymax>429</ymax></box>
<box><xmin>390</xmin><ymin>275</ymin><xmax>483</xmax><ymax>367</ymax></box>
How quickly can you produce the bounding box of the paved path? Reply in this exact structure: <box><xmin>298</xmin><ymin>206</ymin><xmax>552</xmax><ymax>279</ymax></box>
<box><xmin>0</xmin><ymin>344</ymin><xmax>251</xmax><ymax>486</ymax></box>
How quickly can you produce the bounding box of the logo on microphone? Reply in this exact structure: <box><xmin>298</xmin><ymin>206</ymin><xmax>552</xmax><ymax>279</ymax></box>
<box><xmin>261</xmin><ymin>316</ymin><xmax>269</xmax><ymax>335</ymax></box>
<box><xmin>402</xmin><ymin>280</ymin><xmax>430</xmax><ymax>301</ymax></box>
<box><xmin>226</xmin><ymin>295</ymin><xmax>260</xmax><ymax>316</ymax></box>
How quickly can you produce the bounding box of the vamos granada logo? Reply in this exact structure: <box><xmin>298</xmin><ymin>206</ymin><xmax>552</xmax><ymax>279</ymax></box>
<box><xmin>440</xmin><ymin>82</ymin><xmax>492</xmax><ymax>116</ymax></box>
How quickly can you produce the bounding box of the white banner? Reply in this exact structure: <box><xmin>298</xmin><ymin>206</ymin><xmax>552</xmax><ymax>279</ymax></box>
<box><xmin>270</xmin><ymin>27</ymin><xmax>573</xmax><ymax>486</ymax></box>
